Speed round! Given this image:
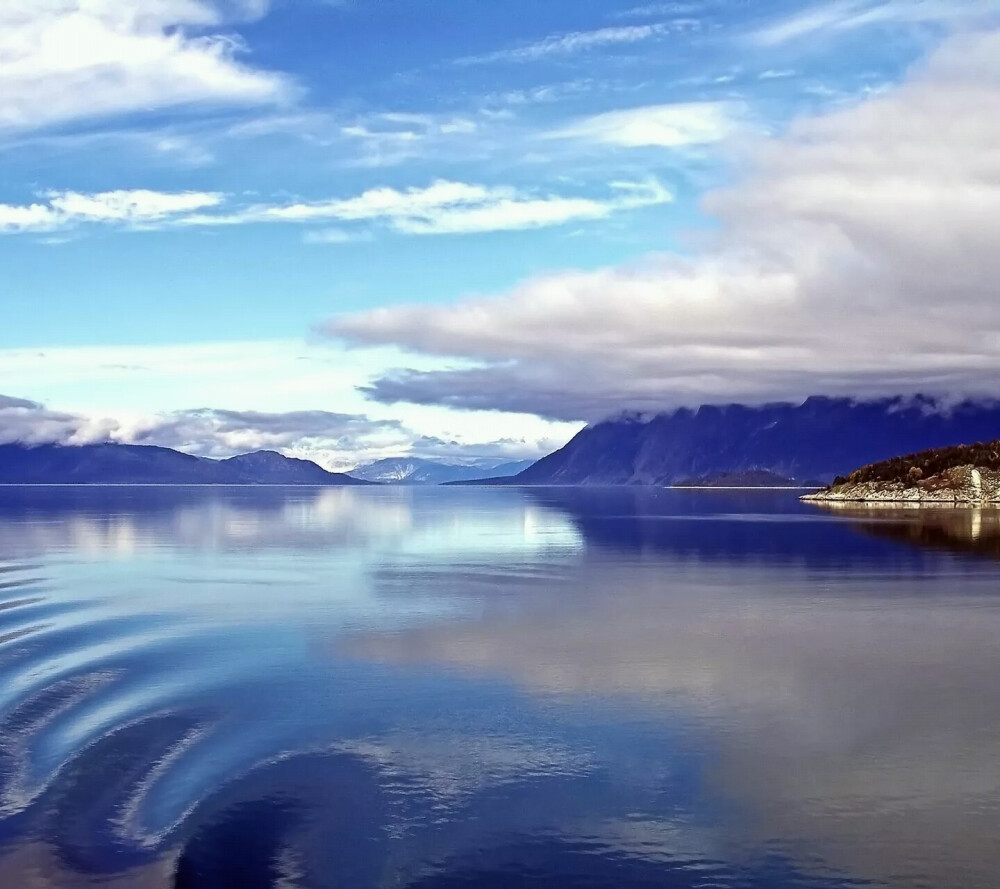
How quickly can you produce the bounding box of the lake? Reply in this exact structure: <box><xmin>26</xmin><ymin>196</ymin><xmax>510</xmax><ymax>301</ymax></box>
<box><xmin>0</xmin><ymin>486</ymin><xmax>997</xmax><ymax>888</ymax></box>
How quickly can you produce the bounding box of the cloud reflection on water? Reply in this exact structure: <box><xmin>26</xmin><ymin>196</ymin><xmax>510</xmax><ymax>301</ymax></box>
<box><xmin>0</xmin><ymin>487</ymin><xmax>997</xmax><ymax>888</ymax></box>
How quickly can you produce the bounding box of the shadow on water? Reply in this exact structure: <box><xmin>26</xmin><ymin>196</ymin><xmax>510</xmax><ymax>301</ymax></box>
<box><xmin>521</xmin><ymin>485</ymin><xmax>1000</xmax><ymax>567</ymax></box>
<box><xmin>806</xmin><ymin>503</ymin><xmax>1000</xmax><ymax>560</ymax></box>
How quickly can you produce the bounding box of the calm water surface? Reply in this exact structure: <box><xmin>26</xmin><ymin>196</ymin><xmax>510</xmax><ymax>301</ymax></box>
<box><xmin>0</xmin><ymin>486</ymin><xmax>997</xmax><ymax>888</ymax></box>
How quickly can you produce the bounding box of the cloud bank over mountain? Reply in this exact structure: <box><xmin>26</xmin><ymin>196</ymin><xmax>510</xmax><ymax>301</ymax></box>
<box><xmin>0</xmin><ymin>395</ymin><xmax>553</xmax><ymax>471</ymax></box>
<box><xmin>326</xmin><ymin>27</ymin><xmax>1000</xmax><ymax>421</ymax></box>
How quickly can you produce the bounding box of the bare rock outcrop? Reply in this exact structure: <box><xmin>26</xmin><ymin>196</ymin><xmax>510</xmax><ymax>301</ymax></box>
<box><xmin>803</xmin><ymin>465</ymin><xmax>1000</xmax><ymax>504</ymax></box>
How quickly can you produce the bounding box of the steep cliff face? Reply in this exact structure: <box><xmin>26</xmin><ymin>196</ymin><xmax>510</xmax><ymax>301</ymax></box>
<box><xmin>510</xmin><ymin>397</ymin><xmax>1000</xmax><ymax>486</ymax></box>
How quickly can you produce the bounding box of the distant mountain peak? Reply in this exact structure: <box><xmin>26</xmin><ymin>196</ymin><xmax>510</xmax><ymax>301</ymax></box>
<box><xmin>351</xmin><ymin>456</ymin><xmax>535</xmax><ymax>485</ymax></box>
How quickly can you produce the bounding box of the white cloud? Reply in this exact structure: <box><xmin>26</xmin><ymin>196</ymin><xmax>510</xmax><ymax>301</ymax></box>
<box><xmin>615</xmin><ymin>2</ymin><xmax>711</xmax><ymax>18</ymax></box>
<box><xmin>324</xmin><ymin>28</ymin><xmax>1000</xmax><ymax>421</ymax></box>
<box><xmin>455</xmin><ymin>24</ymin><xmax>671</xmax><ymax>65</ymax></box>
<box><xmin>0</xmin><ymin>394</ymin><xmax>118</xmax><ymax>445</ymax></box>
<box><xmin>127</xmin><ymin>407</ymin><xmax>407</xmax><ymax>460</ymax></box>
<box><xmin>183</xmin><ymin>178</ymin><xmax>674</xmax><ymax>235</ymax></box>
<box><xmin>0</xmin><ymin>179</ymin><xmax>671</xmax><ymax>237</ymax></box>
<box><xmin>752</xmin><ymin>0</ymin><xmax>1000</xmax><ymax>46</ymax></box>
<box><xmin>0</xmin><ymin>0</ymin><xmax>290</xmax><ymax>132</ymax></box>
<box><xmin>336</xmin><ymin>111</ymin><xmax>482</xmax><ymax>167</ymax></box>
<box><xmin>0</xmin><ymin>189</ymin><xmax>223</xmax><ymax>232</ymax></box>
<box><xmin>303</xmin><ymin>227</ymin><xmax>374</xmax><ymax>244</ymax></box>
<box><xmin>548</xmin><ymin>101</ymin><xmax>744</xmax><ymax>148</ymax></box>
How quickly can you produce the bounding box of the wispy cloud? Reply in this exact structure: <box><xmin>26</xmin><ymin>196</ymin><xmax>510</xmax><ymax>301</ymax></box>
<box><xmin>455</xmin><ymin>24</ymin><xmax>671</xmax><ymax>65</ymax></box>
<box><xmin>1</xmin><ymin>179</ymin><xmax>672</xmax><ymax>238</ymax></box>
<box><xmin>0</xmin><ymin>189</ymin><xmax>223</xmax><ymax>232</ymax></box>
<box><xmin>195</xmin><ymin>179</ymin><xmax>672</xmax><ymax>235</ymax></box>
<box><xmin>303</xmin><ymin>227</ymin><xmax>374</xmax><ymax>244</ymax></box>
<box><xmin>0</xmin><ymin>0</ymin><xmax>291</xmax><ymax>133</ymax></box>
<box><xmin>338</xmin><ymin>111</ymin><xmax>481</xmax><ymax>166</ymax></box>
<box><xmin>615</xmin><ymin>2</ymin><xmax>712</xmax><ymax>18</ymax></box>
<box><xmin>752</xmin><ymin>0</ymin><xmax>1000</xmax><ymax>46</ymax></box>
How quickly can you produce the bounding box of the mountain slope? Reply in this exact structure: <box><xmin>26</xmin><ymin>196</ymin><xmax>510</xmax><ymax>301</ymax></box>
<box><xmin>510</xmin><ymin>396</ymin><xmax>1000</xmax><ymax>486</ymax></box>
<box><xmin>221</xmin><ymin>450</ymin><xmax>368</xmax><ymax>485</ymax></box>
<box><xmin>0</xmin><ymin>443</ymin><xmax>371</xmax><ymax>485</ymax></box>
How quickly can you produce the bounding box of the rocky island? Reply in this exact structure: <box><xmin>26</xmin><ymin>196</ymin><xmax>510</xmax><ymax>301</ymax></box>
<box><xmin>802</xmin><ymin>441</ymin><xmax>1000</xmax><ymax>504</ymax></box>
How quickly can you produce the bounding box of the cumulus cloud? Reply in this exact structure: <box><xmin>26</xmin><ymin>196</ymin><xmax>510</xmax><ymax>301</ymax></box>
<box><xmin>324</xmin><ymin>27</ymin><xmax>1000</xmax><ymax>421</ymax></box>
<box><xmin>0</xmin><ymin>0</ymin><xmax>290</xmax><ymax>132</ymax></box>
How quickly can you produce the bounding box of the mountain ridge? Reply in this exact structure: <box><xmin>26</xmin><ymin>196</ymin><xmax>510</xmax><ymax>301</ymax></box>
<box><xmin>0</xmin><ymin>443</ymin><xmax>372</xmax><ymax>485</ymax></box>
<box><xmin>501</xmin><ymin>396</ymin><xmax>1000</xmax><ymax>486</ymax></box>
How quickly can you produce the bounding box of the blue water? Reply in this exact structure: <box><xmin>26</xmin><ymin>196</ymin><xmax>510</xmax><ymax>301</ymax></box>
<box><xmin>0</xmin><ymin>486</ymin><xmax>997</xmax><ymax>888</ymax></box>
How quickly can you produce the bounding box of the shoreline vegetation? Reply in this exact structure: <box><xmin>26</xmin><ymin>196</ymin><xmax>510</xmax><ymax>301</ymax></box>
<box><xmin>802</xmin><ymin>441</ymin><xmax>1000</xmax><ymax>505</ymax></box>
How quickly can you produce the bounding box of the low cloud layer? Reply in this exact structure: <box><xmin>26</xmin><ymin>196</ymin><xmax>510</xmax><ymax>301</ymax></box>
<box><xmin>0</xmin><ymin>395</ymin><xmax>121</xmax><ymax>445</ymax></box>
<box><xmin>0</xmin><ymin>397</ymin><xmax>405</xmax><ymax>463</ymax></box>
<box><xmin>325</xmin><ymin>28</ymin><xmax>1000</xmax><ymax>421</ymax></box>
<box><xmin>127</xmin><ymin>408</ymin><xmax>406</xmax><ymax>459</ymax></box>
<box><xmin>0</xmin><ymin>395</ymin><xmax>552</xmax><ymax>470</ymax></box>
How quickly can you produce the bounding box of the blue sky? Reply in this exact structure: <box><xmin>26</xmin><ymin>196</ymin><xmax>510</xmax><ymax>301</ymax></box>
<box><xmin>2</xmin><ymin>0</ymin><xmax>1000</xmax><ymax>468</ymax></box>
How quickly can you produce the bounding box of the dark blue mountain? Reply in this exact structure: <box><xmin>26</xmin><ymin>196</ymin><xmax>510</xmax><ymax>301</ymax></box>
<box><xmin>0</xmin><ymin>444</ymin><xmax>371</xmax><ymax>485</ymax></box>
<box><xmin>506</xmin><ymin>396</ymin><xmax>1000</xmax><ymax>486</ymax></box>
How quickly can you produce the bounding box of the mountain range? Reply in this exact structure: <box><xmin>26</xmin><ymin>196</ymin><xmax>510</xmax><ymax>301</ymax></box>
<box><xmin>0</xmin><ymin>444</ymin><xmax>371</xmax><ymax>485</ymax></box>
<box><xmin>493</xmin><ymin>396</ymin><xmax>1000</xmax><ymax>486</ymax></box>
<box><xmin>5</xmin><ymin>396</ymin><xmax>1000</xmax><ymax>487</ymax></box>
<box><xmin>350</xmin><ymin>457</ymin><xmax>534</xmax><ymax>485</ymax></box>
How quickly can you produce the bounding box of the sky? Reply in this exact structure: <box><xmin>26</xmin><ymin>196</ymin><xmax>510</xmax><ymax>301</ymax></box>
<box><xmin>2</xmin><ymin>0</ymin><xmax>1000</xmax><ymax>470</ymax></box>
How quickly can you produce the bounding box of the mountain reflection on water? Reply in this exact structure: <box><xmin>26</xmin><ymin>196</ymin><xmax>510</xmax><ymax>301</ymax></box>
<box><xmin>0</xmin><ymin>486</ymin><xmax>997</xmax><ymax>889</ymax></box>
<box><xmin>809</xmin><ymin>501</ymin><xmax>1000</xmax><ymax>560</ymax></box>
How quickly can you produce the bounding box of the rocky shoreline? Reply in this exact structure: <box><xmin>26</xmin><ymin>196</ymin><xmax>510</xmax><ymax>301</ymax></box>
<box><xmin>802</xmin><ymin>465</ymin><xmax>1000</xmax><ymax>505</ymax></box>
